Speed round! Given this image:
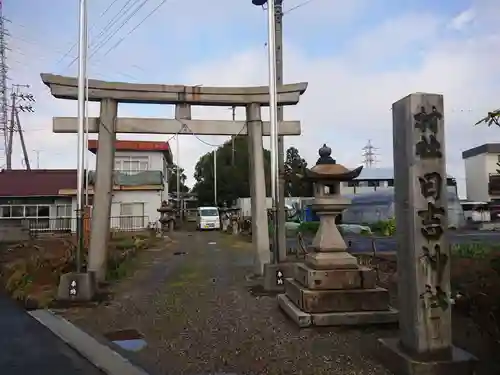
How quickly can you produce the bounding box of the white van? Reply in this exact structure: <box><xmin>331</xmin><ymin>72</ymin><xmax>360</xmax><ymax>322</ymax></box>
<box><xmin>196</xmin><ymin>206</ymin><xmax>221</xmax><ymax>230</ymax></box>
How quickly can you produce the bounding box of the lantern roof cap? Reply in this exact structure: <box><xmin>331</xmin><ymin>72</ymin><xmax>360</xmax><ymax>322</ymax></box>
<box><xmin>301</xmin><ymin>144</ymin><xmax>363</xmax><ymax>182</ymax></box>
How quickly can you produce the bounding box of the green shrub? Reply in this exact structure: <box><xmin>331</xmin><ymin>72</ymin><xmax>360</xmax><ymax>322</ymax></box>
<box><xmin>369</xmin><ymin>219</ymin><xmax>396</xmax><ymax>236</ymax></box>
<box><xmin>298</xmin><ymin>221</ymin><xmax>320</xmax><ymax>234</ymax></box>
<box><xmin>451</xmin><ymin>243</ymin><xmax>494</xmax><ymax>259</ymax></box>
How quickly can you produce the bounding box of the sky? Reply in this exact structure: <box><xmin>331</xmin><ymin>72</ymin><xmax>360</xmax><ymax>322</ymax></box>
<box><xmin>3</xmin><ymin>0</ymin><xmax>500</xmax><ymax>198</ymax></box>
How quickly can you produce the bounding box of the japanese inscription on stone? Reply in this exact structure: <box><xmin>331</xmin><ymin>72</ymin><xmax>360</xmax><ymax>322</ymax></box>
<box><xmin>414</xmin><ymin>105</ymin><xmax>449</xmax><ymax>312</ymax></box>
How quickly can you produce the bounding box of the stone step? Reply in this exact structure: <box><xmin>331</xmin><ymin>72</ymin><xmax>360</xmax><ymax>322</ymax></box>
<box><xmin>294</xmin><ymin>263</ymin><xmax>377</xmax><ymax>290</ymax></box>
<box><xmin>284</xmin><ymin>278</ymin><xmax>391</xmax><ymax>314</ymax></box>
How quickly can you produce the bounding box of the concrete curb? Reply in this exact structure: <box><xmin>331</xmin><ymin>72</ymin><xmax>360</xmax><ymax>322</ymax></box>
<box><xmin>29</xmin><ymin>309</ymin><xmax>150</xmax><ymax>375</ymax></box>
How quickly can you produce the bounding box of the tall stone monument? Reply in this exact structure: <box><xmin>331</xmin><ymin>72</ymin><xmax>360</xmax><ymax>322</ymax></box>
<box><xmin>277</xmin><ymin>145</ymin><xmax>398</xmax><ymax>327</ymax></box>
<box><xmin>378</xmin><ymin>93</ymin><xmax>477</xmax><ymax>374</ymax></box>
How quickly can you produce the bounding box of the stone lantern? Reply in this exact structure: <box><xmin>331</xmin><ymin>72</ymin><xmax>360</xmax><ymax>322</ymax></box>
<box><xmin>277</xmin><ymin>144</ymin><xmax>398</xmax><ymax>327</ymax></box>
<box><xmin>158</xmin><ymin>200</ymin><xmax>175</xmax><ymax>233</ymax></box>
<box><xmin>302</xmin><ymin>144</ymin><xmax>363</xmax><ymax>269</ymax></box>
<box><xmin>219</xmin><ymin>203</ymin><xmax>230</xmax><ymax>232</ymax></box>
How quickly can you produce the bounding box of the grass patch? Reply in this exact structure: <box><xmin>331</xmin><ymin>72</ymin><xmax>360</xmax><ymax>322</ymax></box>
<box><xmin>0</xmin><ymin>231</ymin><xmax>161</xmax><ymax>308</ymax></box>
<box><xmin>451</xmin><ymin>242</ymin><xmax>499</xmax><ymax>259</ymax></box>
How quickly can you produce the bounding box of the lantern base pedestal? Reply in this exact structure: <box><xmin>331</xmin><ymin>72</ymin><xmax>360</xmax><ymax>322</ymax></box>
<box><xmin>278</xmin><ymin>294</ymin><xmax>398</xmax><ymax>327</ymax></box>
<box><xmin>305</xmin><ymin>251</ymin><xmax>359</xmax><ymax>269</ymax></box>
<box><xmin>377</xmin><ymin>338</ymin><xmax>477</xmax><ymax>375</ymax></box>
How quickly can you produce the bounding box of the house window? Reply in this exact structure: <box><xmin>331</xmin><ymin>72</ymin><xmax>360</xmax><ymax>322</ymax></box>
<box><xmin>25</xmin><ymin>205</ymin><xmax>38</xmax><ymax>217</ymax></box>
<box><xmin>11</xmin><ymin>205</ymin><xmax>24</xmax><ymax>217</ymax></box>
<box><xmin>114</xmin><ymin>156</ymin><xmax>149</xmax><ymax>175</ymax></box>
<box><xmin>0</xmin><ymin>204</ymin><xmax>51</xmax><ymax>231</ymax></box>
<box><xmin>56</xmin><ymin>204</ymin><xmax>72</xmax><ymax>217</ymax></box>
<box><xmin>119</xmin><ymin>202</ymin><xmax>145</xmax><ymax>230</ymax></box>
<box><xmin>0</xmin><ymin>204</ymin><xmax>50</xmax><ymax>219</ymax></box>
<box><xmin>55</xmin><ymin>204</ymin><xmax>73</xmax><ymax>230</ymax></box>
<box><xmin>0</xmin><ymin>206</ymin><xmax>11</xmax><ymax>217</ymax></box>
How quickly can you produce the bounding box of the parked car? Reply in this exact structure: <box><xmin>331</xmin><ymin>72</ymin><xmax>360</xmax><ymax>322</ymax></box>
<box><xmin>196</xmin><ymin>206</ymin><xmax>221</xmax><ymax>230</ymax></box>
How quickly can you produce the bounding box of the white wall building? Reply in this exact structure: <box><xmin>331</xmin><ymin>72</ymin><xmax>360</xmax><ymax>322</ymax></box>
<box><xmin>462</xmin><ymin>143</ymin><xmax>500</xmax><ymax>202</ymax></box>
<box><xmin>339</xmin><ymin>167</ymin><xmax>457</xmax><ymax>196</ymax></box>
<box><xmin>61</xmin><ymin>140</ymin><xmax>174</xmax><ymax>231</ymax></box>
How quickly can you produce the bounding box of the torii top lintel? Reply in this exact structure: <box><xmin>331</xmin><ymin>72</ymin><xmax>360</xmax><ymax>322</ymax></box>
<box><xmin>40</xmin><ymin>73</ymin><xmax>308</xmax><ymax>107</ymax></box>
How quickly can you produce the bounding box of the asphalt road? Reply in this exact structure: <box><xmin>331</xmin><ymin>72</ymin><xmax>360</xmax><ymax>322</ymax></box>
<box><xmin>0</xmin><ymin>293</ymin><xmax>103</xmax><ymax>375</ymax></box>
<box><xmin>287</xmin><ymin>231</ymin><xmax>500</xmax><ymax>253</ymax></box>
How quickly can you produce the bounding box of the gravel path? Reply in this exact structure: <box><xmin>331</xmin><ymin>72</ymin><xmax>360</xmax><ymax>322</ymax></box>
<box><xmin>60</xmin><ymin>231</ymin><xmax>397</xmax><ymax>375</ymax></box>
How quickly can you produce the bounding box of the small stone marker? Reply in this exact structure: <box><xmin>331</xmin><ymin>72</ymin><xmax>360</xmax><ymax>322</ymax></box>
<box><xmin>377</xmin><ymin>93</ymin><xmax>477</xmax><ymax>374</ymax></box>
<box><xmin>57</xmin><ymin>272</ymin><xmax>96</xmax><ymax>302</ymax></box>
<box><xmin>276</xmin><ymin>270</ymin><xmax>284</xmax><ymax>285</ymax></box>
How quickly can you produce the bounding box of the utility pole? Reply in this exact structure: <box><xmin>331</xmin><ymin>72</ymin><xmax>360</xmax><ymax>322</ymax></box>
<box><xmin>231</xmin><ymin>106</ymin><xmax>236</xmax><ymax>166</ymax></box>
<box><xmin>176</xmin><ymin>134</ymin><xmax>182</xmax><ymax>221</ymax></box>
<box><xmin>15</xmin><ymin>107</ymin><xmax>30</xmax><ymax>169</ymax></box>
<box><xmin>274</xmin><ymin>0</ymin><xmax>287</xmax><ymax>263</ymax></box>
<box><xmin>6</xmin><ymin>84</ymin><xmax>34</xmax><ymax>170</ymax></box>
<box><xmin>33</xmin><ymin>149</ymin><xmax>41</xmax><ymax>168</ymax></box>
<box><xmin>214</xmin><ymin>148</ymin><xmax>217</xmax><ymax>205</ymax></box>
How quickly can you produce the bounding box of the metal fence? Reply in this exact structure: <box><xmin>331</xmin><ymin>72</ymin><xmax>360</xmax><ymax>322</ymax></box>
<box><xmin>20</xmin><ymin>216</ymin><xmax>150</xmax><ymax>236</ymax></box>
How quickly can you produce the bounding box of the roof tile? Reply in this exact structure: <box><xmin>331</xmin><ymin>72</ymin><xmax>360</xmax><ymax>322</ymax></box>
<box><xmin>0</xmin><ymin>169</ymin><xmax>77</xmax><ymax>197</ymax></box>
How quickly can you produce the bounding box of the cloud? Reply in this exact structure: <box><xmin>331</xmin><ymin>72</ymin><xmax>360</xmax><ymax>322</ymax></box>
<box><xmin>6</xmin><ymin>0</ymin><xmax>500</xmax><ymax>200</ymax></box>
<box><xmin>448</xmin><ymin>8</ymin><xmax>475</xmax><ymax>30</ymax></box>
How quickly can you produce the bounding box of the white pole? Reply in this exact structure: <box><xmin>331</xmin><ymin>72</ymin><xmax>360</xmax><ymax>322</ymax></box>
<box><xmin>266</xmin><ymin>0</ymin><xmax>280</xmax><ymax>260</ymax></box>
<box><xmin>76</xmin><ymin>0</ymin><xmax>88</xmax><ymax>272</ymax></box>
<box><xmin>214</xmin><ymin>148</ymin><xmax>217</xmax><ymax>206</ymax></box>
<box><xmin>176</xmin><ymin>135</ymin><xmax>181</xmax><ymax>221</ymax></box>
<box><xmin>84</xmin><ymin>2</ymin><xmax>89</xmax><ymax>207</ymax></box>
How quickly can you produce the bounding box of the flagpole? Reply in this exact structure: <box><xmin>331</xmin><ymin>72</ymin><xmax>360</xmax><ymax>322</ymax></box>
<box><xmin>76</xmin><ymin>0</ymin><xmax>88</xmax><ymax>273</ymax></box>
<box><xmin>84</xmin><ymin>0</ymin><xmax>89</xmax><ymax>207</ymax></box>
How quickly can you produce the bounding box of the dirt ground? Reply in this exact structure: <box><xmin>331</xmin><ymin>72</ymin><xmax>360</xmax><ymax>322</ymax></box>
<box><xmin>57</xmin><ymin>232</ymin><xmax>495</xmax><ymax>375</ymax></box>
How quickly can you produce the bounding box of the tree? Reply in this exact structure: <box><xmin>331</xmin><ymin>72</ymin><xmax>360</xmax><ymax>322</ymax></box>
<box><xmin>284</xmin><ymin>146</ymin><xmax>313</xmax><ymax>197</ymax></box>
<box><xmin>192</xmin><ymin>137</ymin><xmax>271</xmax><ymax>206</ymax></box>
<box><xmin>168</xmin><ymin>163</ymin><xmax>189</xmax><ymax>193</ymax></box>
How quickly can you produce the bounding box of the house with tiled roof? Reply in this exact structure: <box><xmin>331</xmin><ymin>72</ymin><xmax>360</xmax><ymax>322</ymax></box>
<box><xmin>0</xmin><ymin>169</ymin><xmax>77</xmax><ymax>231</ymax></box>
<box><xmin>0</xmin><ymin>140</ymin><xmax>174</xmax><ymax>233</ymax></box>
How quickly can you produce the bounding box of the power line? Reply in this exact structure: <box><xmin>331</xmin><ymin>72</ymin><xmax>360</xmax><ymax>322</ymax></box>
<box><xmin>55</xmin><ymin>0</ymin><xmax>123</xmax><ymax>65</ymax></box>
<box><xmin>283</xmin><ymin>0</ymin><xmax>320</xmax><ymax>14</ymax></box>
<box><xmin>102</xmin><ymin>0</ymin><xmax>171</xmax><ymax>58</ymax></box>
<box><xmin>65</xmin><ymin>0</ymin><xmax>150</xmax><ymax>70</ymax></box>
<box><xmin>7</xmin><ymin>32</ymin><xmax>142</xmax><ymax>81</ymax></box>
<box><xmin>89</xmin><ymin>0</ymin><xmax>152</xmax><ymax>60</ymax></box>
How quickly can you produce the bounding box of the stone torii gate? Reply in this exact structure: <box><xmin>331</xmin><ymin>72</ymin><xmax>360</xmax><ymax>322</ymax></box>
<box><xmin>41</xmin><ymin>73</ymin><xmax>307</xmax><ymax>282</ymax></box>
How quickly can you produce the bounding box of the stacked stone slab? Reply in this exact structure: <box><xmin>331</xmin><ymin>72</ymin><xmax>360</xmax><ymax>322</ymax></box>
<box><xmin>277</xmin><ymin>145</ymin><xmax>398</xmax><ymax>327</ymax></box>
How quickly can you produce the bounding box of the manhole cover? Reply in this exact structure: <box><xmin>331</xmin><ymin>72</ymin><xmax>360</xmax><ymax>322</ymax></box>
<box><xmin>104</xmin><ymin>329</ymin><xmax>147</xmax><ymax>352</ymax></box>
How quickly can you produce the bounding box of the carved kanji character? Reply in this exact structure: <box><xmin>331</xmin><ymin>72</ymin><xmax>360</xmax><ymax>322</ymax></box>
<box><xmin>418</xmin><ymin>172</ymin><xmax>442</xmax><ymax>201</ymax></box>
